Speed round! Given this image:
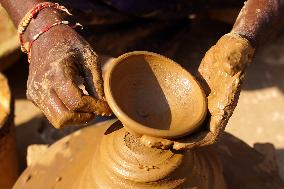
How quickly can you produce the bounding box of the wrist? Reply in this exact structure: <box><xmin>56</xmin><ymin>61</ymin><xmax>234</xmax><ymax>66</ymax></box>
<box><xmin>17</xmin><ymin>2</ymin><xmax>76</xmax><ymax>62</ymax></box>
<box><xmin>231</xmin><ymin>27</ymin><xmax>257</xmax><ymax>48</ymax></box>
<box><xmin>231</xmin><ymin>0</ymin><xmax>284</xmax><ymax>48</ymax></box>
<box><xmin>23</xmin><ymin>8</ymin><xmax>65</xmax><ymax>43</ymax></box>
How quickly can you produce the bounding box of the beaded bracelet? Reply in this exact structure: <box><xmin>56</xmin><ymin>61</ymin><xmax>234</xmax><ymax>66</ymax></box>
<box><xmin>18</xmin><ymin>2</ymin><xmax>72</xmax><ymax>54</ymax></box>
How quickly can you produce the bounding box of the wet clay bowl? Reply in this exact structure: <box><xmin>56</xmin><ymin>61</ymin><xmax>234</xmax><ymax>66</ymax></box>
<box><xmin>104</xmin><ymin>51</ymin><xmax>207</xmax><ymax>139</ymax></box>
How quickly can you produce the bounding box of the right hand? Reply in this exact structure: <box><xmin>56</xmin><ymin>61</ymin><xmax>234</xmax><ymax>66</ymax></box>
<box><xmin>26</xmin><ymin>24</ymin><xmax>112</xmax><ymax>128</ymax></box>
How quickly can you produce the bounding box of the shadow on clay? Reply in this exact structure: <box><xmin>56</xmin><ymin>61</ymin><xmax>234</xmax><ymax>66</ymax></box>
<box><xmin>110</xmin><ymin>55</ymin><xmax>172</xmax><ymax>130</ymax></box>
<box><xmin>104</xmin><ymin>121</ymin><xmax>123</xmax><ymax>135</ymax></box>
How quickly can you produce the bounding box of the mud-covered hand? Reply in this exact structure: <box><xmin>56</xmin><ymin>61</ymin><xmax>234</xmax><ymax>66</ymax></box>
<box><xmin>26</xmin><ymin>25</ymin><xmax>112</xmax><ymax>128</ymax></box>
<box><xmin>173</xmin><ymin>33</ymin><xmax>255</xmax><ymax>150</ymax></box>
<box><xmin>183</xmin><ymin>0</ymin><xmax>284</xmax><ymax>150</ymax></box>
<box><xmin>140</xmin><ymin>33</ymin><xmax>254</xmax><ymax>150</ymax></box>
<box><xmin>190</xmin><ymin>33</ymin><xmax>254</xmax><ymax>146</ymax></box>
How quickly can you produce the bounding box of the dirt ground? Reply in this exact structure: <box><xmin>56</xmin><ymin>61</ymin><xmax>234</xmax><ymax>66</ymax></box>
<box><xmin>1</xmin><ymin>14</ymin><xmax>284</xmax><ymax>183</ymax></box>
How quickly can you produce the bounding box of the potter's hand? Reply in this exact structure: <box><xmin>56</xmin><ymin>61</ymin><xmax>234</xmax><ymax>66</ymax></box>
<box><xmin>140</xmin><ymin>33</ymin><xmax>254</xmax><ymax>150</ymax></box>
<box><xmin>0</xmin><ymin>0</ymin><xmax>112</xmax><ymax>128</ymax></box>
<box><xmin>141</xmin><ymin>0</ymin><xmax>284</xmax><ymax>150</ymax></box>
<box><xmin>186</xmin><ymin>33</ymin><xmax>254</xmax><ymax>148</ymax></box>
<box><xmin>27</xmin><ymin>24</ymin><xmax>112</xmax><ymax>128</ymax></box>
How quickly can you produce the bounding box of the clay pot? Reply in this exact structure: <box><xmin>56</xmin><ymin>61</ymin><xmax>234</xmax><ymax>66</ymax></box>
<box><xmin>104</xmin><ymin>51</ymin><xmax>207</xmax><ymax>138</ymax></box>
<box><xmin>0</xmin><ymin>73</ymin><xmax>18</xmax><ymax>189</ymax></box>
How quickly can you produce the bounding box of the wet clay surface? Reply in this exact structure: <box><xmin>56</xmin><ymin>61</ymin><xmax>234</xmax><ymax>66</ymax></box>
<box><xmin>105</xmin><ymin>51</ymin><xmax>207</xmax><ymax>138</ymax></box>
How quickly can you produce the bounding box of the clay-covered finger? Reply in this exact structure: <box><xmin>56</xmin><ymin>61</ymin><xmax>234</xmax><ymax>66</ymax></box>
<box><xmin>52</xmin><ymin>56</ymin><xmax>84</xmax><ymax>110</ymax></box>
<box><xmin>80</xmin><ymin>47</ymin><xmax>105</xmax><ymax>100</ymax></box>
<box><xmin>38</xmin><ymin>90</ymin><xmax>94</xmax><ymax>128</ymax></box>
<box><xmin>53</xmin><ymin>73</ymin><xmax>112</xmax><ymax>115</ymax></box>
<box><xmin>51</xmin><ymin>52</ymin><xmax>111</xmax><ymax>115</ymax></box>
<box><xmin>52</xmin><ymin>58</ymin><xmax>88</xmax><ymax>112</ymax></box>
<box><xmin>73</xmin><ymin>96</ymin><xmax>112</xmax><ymax>116</ymax></box>
<box><xmin>55</xmin><ymin>83</ymin><xmax>112</xmax><ymax>116</ymax></box>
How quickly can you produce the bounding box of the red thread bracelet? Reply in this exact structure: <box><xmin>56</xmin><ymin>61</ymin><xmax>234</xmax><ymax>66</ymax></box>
<box><xmin>18</xmin><ymin>2</ymin><xmax>72</xmax><ymax>53</ymax></box>
<box><xmin>27</xmin><ymin>21</ymin><xmax>83</xmax><ymax>63</ymax></box>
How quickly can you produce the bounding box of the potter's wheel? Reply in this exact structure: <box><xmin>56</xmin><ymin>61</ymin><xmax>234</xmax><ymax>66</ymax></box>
<box><xmin>12</xmin><ymin>120</ymin><xmax>284</xmax><ymax>189</ymax></box>
<box><xmin>12</xmin><ymin>120</ymin><xmax>115</xmax><ymax>189</ymax></box>
<box><xmin>13</xmin><ymin>120</ymin><xmax>226</xmax><ymax>189</ymax></box>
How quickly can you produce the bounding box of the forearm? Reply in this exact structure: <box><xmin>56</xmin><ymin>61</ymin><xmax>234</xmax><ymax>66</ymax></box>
<box><xmin>232</xmin><ymin>0</ymin><xmax>284</xmax><ymax>47</ymax></box>
<box><xmin>0</xmin><ymin>0</ymin><xmax>65</xmax><ymax>42</ymax></box>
